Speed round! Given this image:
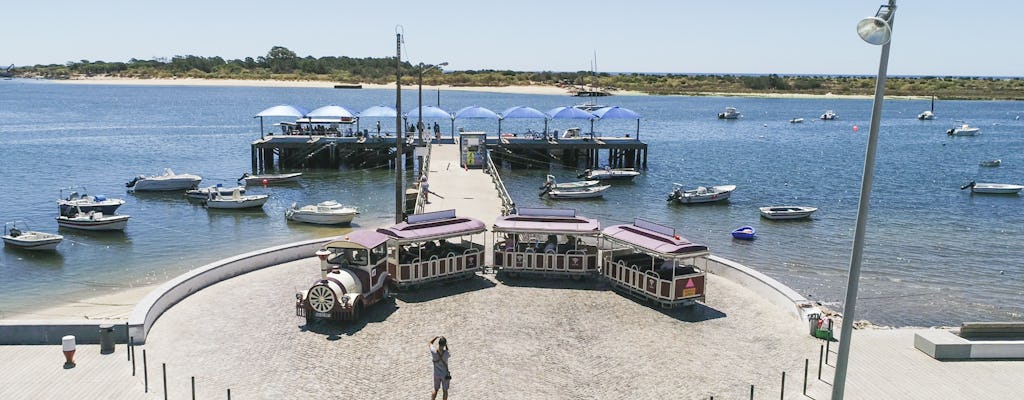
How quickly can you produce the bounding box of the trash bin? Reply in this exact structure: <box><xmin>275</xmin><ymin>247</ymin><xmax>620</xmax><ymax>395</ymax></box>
<box><xmin>99</xmin><ymin>324</ymin><xmax>115</xmax><ymax>354</ymax></box>
<box><xmin>62</xmin><ymin>335</ymin><xmax>77</xmax><ymax>365</ymax></box>
<box><xmin>807</xmin><ymin>313</ymin><xmax>821</xmax><ymax>336</ymax></box>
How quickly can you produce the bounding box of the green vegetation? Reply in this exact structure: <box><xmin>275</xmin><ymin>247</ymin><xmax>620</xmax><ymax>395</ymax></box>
<box><xmin>14</xmin><ymin>46</ymin><xmax>1024</xmax><ymax>100</ymax></box>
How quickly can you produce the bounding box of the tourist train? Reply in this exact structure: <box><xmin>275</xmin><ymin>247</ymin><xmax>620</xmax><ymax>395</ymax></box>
<box><xmin>296</xmin><ymin>208</ymin><xmax>709</xmax><ymax>323</ymax></box>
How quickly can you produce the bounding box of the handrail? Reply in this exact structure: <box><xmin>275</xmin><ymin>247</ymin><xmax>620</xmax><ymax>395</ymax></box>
<box><xmin>485</xmin><ymin>148</ymin><xmax>515</xmax><ymax>215</ymax></box>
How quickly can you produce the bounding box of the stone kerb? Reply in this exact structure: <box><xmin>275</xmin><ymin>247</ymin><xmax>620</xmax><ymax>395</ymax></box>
<box><xmin>128</xmin><ymin>237</ymin><xmax>333</xmax><ymax>344</ymax></box>
<box><xmin>699</xmin><ymin>255</ymin><xmax>820</xmax><ymax>325</ymax></box>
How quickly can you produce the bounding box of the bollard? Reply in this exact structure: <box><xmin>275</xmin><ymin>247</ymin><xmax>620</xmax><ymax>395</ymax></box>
<box><xmin>61</xmin><ymin>335</ymin><xmax>76</xmax><ymax>366</ymax></box>
<box><xmin>143</xmin><ymin>349</ymin><xmax>149</xmax><ymax>393</ymax></box>
<box><xmin>99</xmin><ymin>324</ymin><xmax>115</xmax><ymax>354</ymax></box>
<box><xmin>818</xmin><ymin>345</ymin><xmax>824</xmax><ymax>380</ymax></box>
<box><xmin>780</xmin><ymin>371</ymin><xmax>786</xmax><ymax>400</ymax></box>
<box><xmin>227</xmin><ymin>388</ymin><xmax>231</xmax><ymax>400</ymax></box>
<box><xmin>163</xmin><ymin>363</ymin><xmax>168</xmax><ymax>400</ymax></box>
<box><xmin>803</xmin><ymin>358</ymin><xmax>809</xmax><ymax>395</ymax></box>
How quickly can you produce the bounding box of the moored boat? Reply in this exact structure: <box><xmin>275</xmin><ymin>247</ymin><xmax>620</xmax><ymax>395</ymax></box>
<box><xmin>3</xmin><ymin>222</ymin><xmax>63</xmax><ymax>250</ymax></box>
<box><xmin>820</xmin><ymin>110</ymin><xmax>838</xmax><ymax>120</ymax></box>
<box><xmin>204</xmin><ymin>189</ymin><xmax>269</xmax><ymax>209</ymax></box>
<box><xmin>979</xmin><ymin>159</ymin><xmax>1001</xmax><ymax>167</ymax></box>
<box><xmin>543</xmin><ymin>185</ymin><xmax>610</xmax><ymax>199</ymax></box>
<box><xmin>543</xmin><ymin>175</ymin><xmax>600</xmax><ymax>190</ymax></box>
<box><xmin>918</xmin><ymin>96</ymin><xmax>936</xmax><ymax>120</ymax></box>
<box><xmin>285</xmin><ymin>201</ymin><xmax>358</xmax><ymax>225</ymax></box>
<box><xmin>759</xmin><ymin>206</ymin><xmax>817</xmax><ymax>220</ymax></box>
<box><xmin>126</xmin><ymin>169</ymin><xmax>202</xmax><ymax>192</ymax></box>
<box><xmin>731</xmin><ymin>226</ymin><xmax>756</xmax><ymax>240</ymax></box>
<box><xmin>239</xmin><ymin>172</ymin><xmax>302</xmax><ymax>185</ymax></box>
<box><xmin>578</xmin><ymin>167</ymin><xmax>640</xmax><ymax>181</ymax></box>
<box><xmin>667</xmin><ymin>183</ymin><xmax>736</xmax><ymax>204</ymax></box>
<box><xmin>718</xmin><ymin>107</ymin><xmax>741</xmax><ymax>119</ymax></box>
<box><xmin>947</xmin><ymin>124</ymin><xmax>980</xmax><ymax>136</ymax></box>
<box><xmin>186</xmin><ymin>184</ymin><xmax>246</xmax><ymax>200</ymax></box>
<box><xmin>57</xmin><ymin>210</ymin><xmax>130</xmax><ymax>231</ymax></box>
<box><xmin>790</xmin><ymin>118</ymin><xmax>804</xmax><ymax>123</ymax></box>
<box><xmin>960</xmin><ymin>181</ymin><xmax>1023</xmax><ymax>194</ymax></box>
<box><xmin>57</xmin><ymin>187</ymin><xmax>125</xmax><ymax>216</ymax></box>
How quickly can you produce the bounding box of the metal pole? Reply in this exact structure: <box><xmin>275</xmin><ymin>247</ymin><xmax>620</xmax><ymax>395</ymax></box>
<box><xmin>832</xmin><ymin>4</ymin><xmax>894</xmax><ymax>399</ymax></box>
<box><xmin>131</xmin><ymin>338</ymin><xmax>136</xmax><ymax>376</ymax></box>
<box><xmin>780</xmin><ymin>371</ymin><xmax>786</xmax><ymax>400</ymax></box>
<box><xmin>749</xmin><ymin>384</ymin><xmax>754</xmax><ymax>400</ymax></box>
<box><xmin>143</xmin><ymin>349</ymin><xmax>149</xmax><ymax>393</ymax></box>
<box><xmin>162</xmin><ymin>363</ymin><xmax>167</xmax><ymax>400</ymax></box>
<box><xmin>803</xmin><ymin>358</ymin><xmax>809</xmax><ymax>395</ymax></box>
<box><xmin>418</xmin><ymin>63</ymin><xmax>424</xmax><ymax>146</ymax></box>
<box><xmin>192</xmin><ymin>376</ymin><xmax>196</xmax><ymax>400</ymax></box>
<box><xmin>125</xmin><ymin>322</ymin><xmax>130</xmax><ymax>361</ymax></box>
<box><xmin>818</xmin><ymin>344</ymin><xmax>823</xmax><ymax>380</ymax></box>
<box><xmin>437</xmin><ymin>88</ymin><xmax>441</xmax><ymax>107</ymax></box>
<box><xmin>394</xmin><ymin>31</ymin><xmax>404</xmax><ymax>223</ymax></box>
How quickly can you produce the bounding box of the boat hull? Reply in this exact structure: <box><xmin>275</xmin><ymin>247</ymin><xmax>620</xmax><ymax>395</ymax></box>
<box><xmin>971</xmin><ymin>184</ymin><xmax>1023</xmax><ymax>194</ymax></box>
<box><xmin>186</xmin><ymin>186</ymin><xmax>246</xmax><ymax>200</ymax></box>
<box><xmin>57</xmin><ymin>215</ymin><xmax>130</xmax><ymax>231</ymax></box>
<box><xmin>241</xmin><ymin>173</ymin><xmax>302</xmax><ymax>185</ymax></box>
<box><xmin>548</xmin><ymin>185</ymin><xmax>610</xmax><ymax>199</ymax></box>
<box><xmin>285</xmin><ymin>211</ymin><xmax>357</xmax><ymax>225</ymax></box>
<box><xmin>731</xmin><ymin>226</ymin><xmax>756</xmax><ymax>240</ymax></box>
<box><xmin>129</xmin><ymin>178</ymin><xmax>202</xmax><ymax>192</ymax></box>
<box><xmin>759</xmin><ymin>206</ymin><xmax>817</xmax><ymax>220</ymax></box>
<box><xmin>3</xmin><ymin>233</ymin><xmax>63</xmax><ymax>250</ymax></box>
<box><xmin>205</xmin><ymin>195</ymin><xmax>269</xmax><ymax>209</ymax></box>
<box><xmin>57</xmin><ymin>201</ymin><xmax>124</xmax><ymax>216</ymax></box>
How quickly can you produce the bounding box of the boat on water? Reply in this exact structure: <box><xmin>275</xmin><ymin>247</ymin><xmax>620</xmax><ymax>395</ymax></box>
<box><xmin>543</xmin><ymin>175</ymin><xmax>600</xmax><ymax>190</ymax></box>
<box><xmin>790</xmin><ymin>118</ymin><xmax>804</xmax><ymax>123</ymax></box>
<box><xmin>667</xmin><ymin>183</ymin><xmax>736</xmax><ymax>204</ymax></box>
<box><xmin>731</xmin><ymin>226</ymin><xmax>756</xmax><ymax>240</ymax></box>
<box><xmin>126</xmin><ymin>169</ymin><xmax>202</xmax><ymax>192</ymax></box>
<box><xmin>918</xmin><ymin>96</ymin><xmax>936</xmax><ymax>120</ymax></box>
<box><xmin>759</xmin><ymin>206</ymin><xmax>817</xmax><ymax>220</ymax></box>
<box><xmin>979</xmin><ymin>159</ymin><xmax>1001</xmax><ymax>167</ymax></box>
<box><xmin>285</xmin><ymin>201</ymin><xmax>359</xmax><ymax>225</ymax></box>
<box><xmin>820</xmin><ymin>110</ymin><xmax>838</xmax><ymax>120</ymax></box>
<box><xmin>578</xmin><ymin>167</ymin><xmax>640</xmax><ymax>181</ymax></box>
<box><xmin>239</xmin><ymin>172</ymin><xmax>302</xmax><ymax>185</ymax></box>
<box><xmin>3</xmin><ymin>222</ymin><xmax>63</xmax><ymax>250</ymax></box>
<box><xmin>185</xmin><ymin>184</ymin><xmax>246</xmax><ymax>200</ymax></box>
<box><xmin>541</xmin><ymin>184</ymin><xmax>610</xmax><ymax>199</ymax></box>
<box><xmin>573</xmin><ymin>102</ymin><xmax>606</xmax><ymax>112</ymax></box>
<box><xmin>204</xmin><ymin>189</ymin><xmax>269</xmax><ymax>209</ymax></box>
<box><xmin>57</xmin><ymin>187</ymin><xmax>125</xmax><ymax>216</ymax></box>
<box><xmin>718</xmin><ymin>107</ymin><xmax>741</xmax><ymax>119</ymax></box>
<box><xmin>960</xmin><ymin>181</ymin><xmax>1023</xmax><ymax>194</ymax></box>
<box><xmin>57</xmin><ymin>210</ymin><xmax>130</xmax><ymax>231</ymax></box>
<box><xmin>947</xmin><ymin>124</ymin><xmax>980</xmax><ymax>136</ymax></box>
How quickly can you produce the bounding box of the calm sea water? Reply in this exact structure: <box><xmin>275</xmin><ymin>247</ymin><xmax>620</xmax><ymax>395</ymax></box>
<box><xmin>1</xmin><ymin>80</ymin><xmax>1022</xmax><ymax>327</ymax></box>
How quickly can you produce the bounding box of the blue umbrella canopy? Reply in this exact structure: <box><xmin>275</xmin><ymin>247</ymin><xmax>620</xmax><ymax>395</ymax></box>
<box><xmin>306</xmin><ymin>105</ymin><xmax>357</xmax><ymax>118</ymax></box>
<box><xmin>546</xmin><ymin>106</ymin><xmax>595</xmax><ymax>119</ymax></box>
<box><xmin>406</xmin><ymin>105</ymin><xmax>452</xmax><ymax>119</ymax></box>
<box><xmin>454</xmin><ymin>106</ymin><xmax>500</xmax><ymax>119</ymax></box>
<box><xmin>499</xmin><ymin>106</ymin><xmax>547</xmax><ymax>119</ymax></box>
<box><xmin>255</xmin><ymin>104</ymin><xmax>308</xmax><ymax>117</ymax></box>
<box><xmin>358</xmin><ymin>105</ymin><xmax>398</xmax><ymax>118</ymax></box>
<box><xmin>593</xmin><ymin>106</ymin><xmax>640</xmax><ymax>119</ymax></box>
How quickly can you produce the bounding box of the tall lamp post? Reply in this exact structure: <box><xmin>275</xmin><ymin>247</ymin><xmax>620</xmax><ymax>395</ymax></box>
<box><xmin>418</xmin><ymin>62</ymin><xmax>448</xmax><ymax>145</ymax></box>
<box><xmin>394</xmin><ymin>30</ymin><xmax>404</xmax><ymax>223</ymax></box>
<box><xmin>832</xmin><ymin>2</ymin><xmax>896</xmax><ymax>399</ymax></box>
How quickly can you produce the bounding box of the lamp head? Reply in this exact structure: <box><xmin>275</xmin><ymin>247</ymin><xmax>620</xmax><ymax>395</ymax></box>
<box><xmin>857</xmin><ymin>4</ymin><xmax>895</xmax><ymax>45</ymax></box>
<box><xmin>438</xmin><ymin>62</ymin><xmax>449</xmax><ymax>67</ymax></box>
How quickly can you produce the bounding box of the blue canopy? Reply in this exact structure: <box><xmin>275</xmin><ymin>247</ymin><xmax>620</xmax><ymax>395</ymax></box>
<box><xmin>255</xmin><ymin>104</ymin><xmax>308</xmax><ymax>118</ymax></box>
<box><xmin>406</xmin><ymin>105</ymin><xmax>452</xmax><ymax>119</ymax></box>
<box><xmin>500</xmin><ymin>106</ymin><xmax>547</xmax><ymax>119</ymax></box>
<box><xmin>358</xmin><ymin>105</ymin><xmax>398</xmax><ymax>118</ymax></box>
<box><xmin>306</xmin><ymin>105</ymin><xmax>357</xmax><ymax>118</ymax></box>
<box><xmin>593</xmin><ymin>106</ymin><xmax>640</xmax><ymax>119</ymax></box>
<box><xmin>546</xmin><ymin>106</ymin><xmax>595</xmax><ymax>119</ymax></box>
<box><xmin>454</xmin><ymin>106</ymin><xmax>500</xmax><ymax>119</ymax></box>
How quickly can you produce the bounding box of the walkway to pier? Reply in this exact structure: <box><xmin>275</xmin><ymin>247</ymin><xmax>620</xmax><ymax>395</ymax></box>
<box><xmin>420</xmin><ymin>143</ymin><xmax>504</xmax><ymax>223</ymax></box>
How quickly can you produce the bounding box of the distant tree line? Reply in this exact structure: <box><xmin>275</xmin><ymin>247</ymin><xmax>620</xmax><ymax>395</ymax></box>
<box><xmin>13</xmin><ymin>46</ymin><xmax>1024</xmax><ymax>100</ymax></box>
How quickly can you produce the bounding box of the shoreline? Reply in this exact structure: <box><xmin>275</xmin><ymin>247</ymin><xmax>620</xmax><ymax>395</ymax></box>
<box><xmin>1</xmin><ymin>284</ymin><xmax>156</xmax><ymax>321</ymax></box>
<box><xmin>43</xmin><ymin>76</ymin><xmax>931</xmax><ymax>100</ymax></box>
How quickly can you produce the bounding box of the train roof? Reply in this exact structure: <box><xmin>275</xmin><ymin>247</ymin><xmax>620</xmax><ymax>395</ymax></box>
<box><xmin>323</xmin><ymin>229</ymin><xmax>390</xmax><ymax>249</ymax></box>
<box><xmin>377</xmin><ymin>209</ymin><xmax>486</xmax><ymax>241</ymax></box>
<box><xmin>602</xmin><ymin>219</ymin><xmax>708</xmax><ymax>257</ymax></box>
<box><xmin>493</xmin><ymin>207</ymin><xmax>600</xmax><ymax>234</ymax></box>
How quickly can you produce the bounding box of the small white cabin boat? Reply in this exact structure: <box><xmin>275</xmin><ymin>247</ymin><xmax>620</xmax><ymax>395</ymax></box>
<box><xmin>239</xmin><ymin>172</ymin><xmax>302</xmax><ymax>185</ymax></box>
<box><xmin>544</xmin><ymin>175</ymin><xmax>600</xmax><ymax>190</ymax></box>
<box><xmin>3</xmin><ymin>222</ymin><xmax>63</xmax><ymax>250</ymax></box>
<box><xmin>545</xmin><ymin>185</ymin><xmax>609</xmax><ymax>199</ymax></box>
<box><xmin>759</xmin><ymin>206</ymin><xmax>817</xmax><ymax>220</ymax></box>
<box><xmin>961</xmin><ymin>181</ymin><xmax>1023</xmax><ymax>194</ymax></box>
<box><xmin>186</xmin><ymin>185</ymin><xmax>246</xmax><ymax>200</ymax></box>
<box><xmin>285</xmin><ymin>201</ymin><xmax>358</xmax><ymax>225</ymax></box>
<box><xmin>57</xmin><ymin>187</ymin><xmax>125</xmax><ymax>216</ymax></box>
<box><xmin>126</xmin><ymin>169</ymin><xmax>202</xmax><ymax>192</ymax></box>
<box><xmin>820</xmin><ymin>110</ymin><xmax>838</xmax><ymax>120</ymax></box>
<box><xmin>578</xmin><ymin>167</ymin><xmax>640</xmax><ymax>181</ymax></box>
<box><xmin>492</xmin><ymin>208</ymin><xmax>602</xmax><ymax>278</ymax></box>
<box><xmin>718</xmin><ymin>107</ymin><xmax>741</xmax><ymax>119</ymax></box>
<box><xmin>57</xmin><ymin>211</ymin><xmax>130</xmax><ymax>231</ymax></box>
<box><xmin>204</xmin><ymin>189</ymin><xmax>269</xmax><ymax>209</ymax></box>
<box><xmin>667</xmin><ymin>183</ymin><xmax>736</xmax><ymax>204</ymax></box>
<box><xmin>947</xmin><ymin>124</ymin><xmax>980</xmax><ymax>136</ymax></box>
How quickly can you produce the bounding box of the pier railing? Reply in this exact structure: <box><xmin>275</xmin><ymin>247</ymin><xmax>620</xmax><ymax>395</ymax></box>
<box><xmin>485</xmin><ymin>148</ymin><xmax>515</xmax><ymax>215</ymax></box>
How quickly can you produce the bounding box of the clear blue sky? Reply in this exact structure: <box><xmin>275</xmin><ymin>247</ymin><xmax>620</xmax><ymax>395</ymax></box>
<box><xmin>2</xmin><ymin>0</ymin><xmax>1020</xmax><ymax>77</ymax></box>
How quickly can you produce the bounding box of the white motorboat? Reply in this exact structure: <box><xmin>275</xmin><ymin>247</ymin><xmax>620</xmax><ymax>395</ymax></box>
<box><xmin>239</xmin><ymin>172</ymin><xmax>302</xmax><ymax>185</ymax></box>
<box><xmin>820</xmin><ymin>110</ymin><xmax>838</xmax><ymax>120</ymax></box>
<box><xmin>57</xmin><ymin>210</ymin><xmax>130</xmax><ymax>231</ymax></box>
<box><xmin>3</xmin><ymin>222</ymin><xmax>63</xmax><ymax>250</ymax></box>
<box><xmin>789</xmin><ymin>118</ymin><xmax>804</xmax><ymax>123</ymax></box>
<box><xmin>759</xmin><ymin>206</ymin><xmax>817</xmax><ymax>220</ymax></box>
<box><xmin>543</xmin><ymin>185</ymin><xmax>610</xmax><ymax>199</ymax></box>
<box><xmin>979</xmin><ymin>159</ymin><xmax>1001</xmax><ymax>167</ymax></box>
<box><xmin>126</xmin><ymin>169</ymin><xmax>202</xmax><ymax>192</ymax></box>
<box><xmin>285</xmin><ymin>201</ymin><xmax>359</xmax><ymax>225</ymax></box>
<box><xmin>57</xmin><ymin>187</ymin><xmax>125</xmax><ymax>216</ymax></box>
<box><xmin>947</xmin><ymin>124</ymin><xmax>980</xmax><ymax>136</ymax></box>
<box><xmin>543</xmin><ymin>175</ymin><xmax>600</xmax><ymax>190</ymax></box>
<box><xmin>667</xmin><ymin>184</ymin><xmax>736</xmax><ymax>204</ymax></box>
<box><xmin>960</xmin><ymin>181</ymin><xmax>1023</xmax><ymax>194</ymax></box>
<box><xmin>578</xmin><ymin>167</ymin><xmax>640</xmax><ymax>181</ymax></box>
<box><xmin>186</xmin><ymin>184</ymin><xmax>246</xmax><ymax>200</ymax></box>
<box><xmin>718</xmin><ymin>107</ymin><xmax>741</xmax><ymax>119</ymax></box>
<box><xmin>204</xmin><ymin>189</ymin><xmax>269</xmax><ymax>209</ymax></box>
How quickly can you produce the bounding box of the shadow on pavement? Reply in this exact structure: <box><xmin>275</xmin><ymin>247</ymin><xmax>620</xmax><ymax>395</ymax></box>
<box><xmin>392</xmin><ymin>274</ymin><xmax>496</xmax><ymax>303</ymax></box>
<box><xmin>299</xmin><ymin>297</ymin><xmax>399</xmax><ymax>338</ymax></box>
<box><xmin>494</xmin><ymin>272</ymin><xmax>609</xmax><ymax>291</ymax></box>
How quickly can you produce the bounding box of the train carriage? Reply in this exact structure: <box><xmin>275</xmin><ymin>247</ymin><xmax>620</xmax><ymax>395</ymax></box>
<box><xmin>492</xmin><ymin>208</ymin><xmax>601</xmax><ymax>278</ymax></box>
<box><xmin>379</xmin><ymin>209</ymin><xmax>486</xmax><ymax>289</ymax></box>
<box><xmin>600</xmin><ymin>219</ymin><xmax>709</xmax><ymax>308</ymax></box>
<box><xmin>295</xmin><ymin>230</ymin><xmax>392</xmax><ymax>323</ymax></box>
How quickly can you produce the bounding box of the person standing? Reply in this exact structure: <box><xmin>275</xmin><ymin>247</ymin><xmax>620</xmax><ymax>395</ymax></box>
<box><xmin>433</xmin><ymin>121</ymin><xmax>441</xmax><ymax>141</ymax></box>
<box><xmin>429</xmin><ymin>336</ymin><xmax>451</xmax><ymax>400</ymax></box>
<box><xmin>376</xmin><ymin>121</ymin><xmax>381</xmax><ymax>136</ymax></box>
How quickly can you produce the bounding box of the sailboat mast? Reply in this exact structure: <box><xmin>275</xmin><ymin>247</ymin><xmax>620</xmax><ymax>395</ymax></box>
<box><xmin>930</xmin><ymin>95</ymin><xmax>934</xmax><ymax>112</ymax></box>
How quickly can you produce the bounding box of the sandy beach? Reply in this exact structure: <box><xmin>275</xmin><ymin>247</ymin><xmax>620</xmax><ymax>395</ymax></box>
<box><xmin>2</xmin><ymin>284</ymin><xmax>155</xmax><ymax>321</ymax></box>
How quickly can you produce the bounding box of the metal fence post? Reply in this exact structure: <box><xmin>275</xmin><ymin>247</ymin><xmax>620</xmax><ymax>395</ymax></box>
<box><xmin>143</xmin><ymin>349</ymin><xmax>149</xmax><ymax>393</ymax></box>
<box><xmin>227</xmin><ymin>388</ymin><xmax>231</xmax><ymax>400</ymax></box>
<box><xmin>192</xmin><ymin>376</ymin><xmax>196</xmax><ymax>400</ymax></box>
<box><xmin>125</xmin><ymin>322</ymin><xmax>130</xmax><ymax>361</ymax></box>
<box><xmin>781</xmin><ymin>371</ymin><xmax>786</xmax><ymax>400</ymax></box>
<box><xmin>162</xmin><ymin>363</ymin><xmax>168</xmax><ymax>400</ymax></box>
<box><xmin>803</xmin><ymin>358</ymin><xmax>809</xmax><ymax>395</ymax></box>
<box><xmin>826</xmin><ymin>336</ymin><xmax>831</xmax><ymax>365</ymax></box>
<box><xmin>818</xmin><ymin>345</ymin><xmax>824</xmax><ymax>380</ymax></box>
<box><xmin>750</xmin><ymin>384</ymin><xmax>755</xmax><ymax>400</ymax></box>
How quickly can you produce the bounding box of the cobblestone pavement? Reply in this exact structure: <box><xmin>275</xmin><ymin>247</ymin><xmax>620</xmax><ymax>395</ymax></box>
<box><xmin>142</xmin><ymin>258</ymin><xmax>821</xmax><ymax>399</ymax></box>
